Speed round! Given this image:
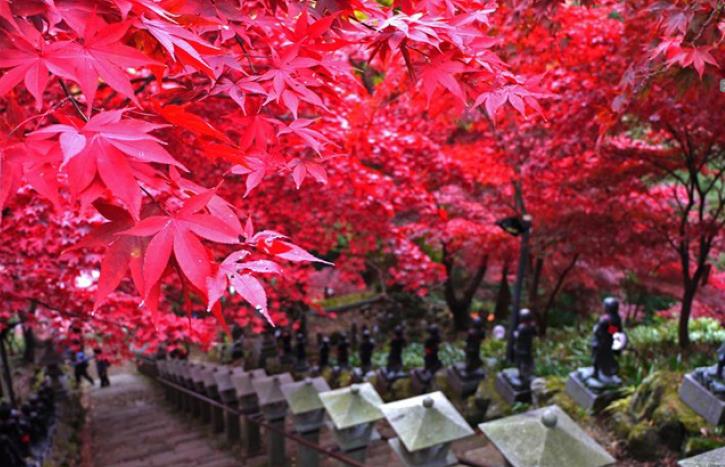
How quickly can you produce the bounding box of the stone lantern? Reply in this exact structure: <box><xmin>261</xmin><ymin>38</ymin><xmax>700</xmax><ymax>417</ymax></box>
<box><xmin>678</xmin><ymin>446</ymin><xmax>725</xmax><ymax>466</ymax></box>
<box><xmin>231</xmin><ymin>368</ymin><xmax>267</xmax><ymax>456</ymax></box>
<box><xmin>381</xmin><ymin>391</ymin><xmax>474</xmax><ymax>466</ymax></box>
<box><xmin>214</xmin><ymin>368</ymin><xmax>239</xmax><ymax>443</ymax></box>
<box><xmin>190</xmin><ymin>364</ymin><xmax>211</xmax><ymax>423</ymax></box>
<box><xmin>252</xmin><ymin>373</ymin><xmax>293</xmax><ymax>467</ymax></box>
<box><xmin>180</xmin><ymin>362</ymin><xmax>198</xmax><ymax>416</ymax></box>
<box><xmin>280</xmin><ymin>377</ymin><xmax>331</xmax><ymax>467</ymax></box>
<box><xmin>319</xmin><ymin>382</ymin><xmax>384</xmax><ymax>463</ymax></box>
<box><xmin>201</xmin><ymin>364</ymin><xmax>225</xmax><ymax>433</ymax></box>
<box><xmin>479</xmin><ymin>405</ymin><xmax>615</xmax><ymax>467</ymax></box>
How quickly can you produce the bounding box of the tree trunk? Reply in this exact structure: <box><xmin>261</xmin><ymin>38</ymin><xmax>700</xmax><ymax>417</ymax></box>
<box><xmin>528</xmin><ymin>256</ymin><xmax>544</xmax><ymax>315</ymax></box>
<box><xmin>442</xmin><ymin>244</ymin><xmax>488</xmax><ymax>331</ymax></box>
<box><xmin>678</xmin><ymin>286</ymin><xmax>696</xmax><ymax>349</ymax></box>
<box><xmin>22</xmin><ymin>301</ymin><xmax>37</xmax><ymax>364</ymax></box>
<box><xmin>539</xmin><ymin>254</ymin><xmax>579</xmax><ymax>336</ymax></box>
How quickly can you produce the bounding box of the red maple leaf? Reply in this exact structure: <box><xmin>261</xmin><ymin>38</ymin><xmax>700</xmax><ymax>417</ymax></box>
<box><xmin>121</xmin><ymin>190</ymin><xmax>240</xmax><ymax>299</ymax></box>
<box><xmin>29</xmin><ymin>110</ymin><xmax>186</xmax><ymax>219</ymax></box>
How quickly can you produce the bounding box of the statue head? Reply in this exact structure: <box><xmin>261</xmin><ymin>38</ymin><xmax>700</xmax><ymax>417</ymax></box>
<box><xmin>519</xmin><ymin>308</ymin><xmax>533</xmax><ymax>323</ymax></box>
<box><xmin>428</xmin><ymin>324</ymin><xmax>439</xmax><ymax>336</ymax></box>
<box><xmin>603</xmin><ymin>297</ymin><xmax>619</xmax><ymax>315</ymax></box>
<box><xmin>394</xmin><ymin>325</ymin><xmax>404</xmax><ymax>337</ymax></box>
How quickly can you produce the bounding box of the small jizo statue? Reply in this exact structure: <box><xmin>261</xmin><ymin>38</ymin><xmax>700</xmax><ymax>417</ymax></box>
<box><xmin>591</xmin><ymin>297</ymin><xmax>626</xmax><ymax>383</ymax></box>
<box><xmin>513</xmin><ymin>309</ymin><xmax>536</xmax><ymax>387</ymax></box>
<box><xmin>424</xmin><ymin>324</ymin><xmax>442</xmax><ymax>374</ymax></box>
<box><xmin>281</xmin><ymin>328</ymin><xmax>293</xmax><ymax>360</ymax></box>
<box><xmin>464</xmin><ymin>317</ymin><xmax>485</xmax><ymax>373</ymax></box>
<box><xmin>387</xmin><ymin>325</ymin><xmax>406</xmax><ymax>372</ymax></box>
<box><xmin>295</xmin><ymin>332</ymin><xmax>307</xmax><ymax>366</ymax></box>
<box><xmin>359</xmin><ymin>329</ymin><xmax>374</xmax><ymax>372</ymax></box>
<box><xmin>318</xmin><ymin>336</ymin><xmax>330</xmax><ymax>369</ymax></box>
<box><xmin>230</xmin><ymin>324</ymin><xmax>245</xmax><ymax>361</ymax></box>
<box><xmin>336</xmin><ymin>333</ymin><xmax>350</xmax><ymax>368</ymax></box>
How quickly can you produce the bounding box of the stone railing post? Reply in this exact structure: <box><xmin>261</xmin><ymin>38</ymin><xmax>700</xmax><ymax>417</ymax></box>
<box><xmin>253</xmin><ymin>373</ymin><xmax>293</xmax><ymax>467</ymax></box>
<box><xmin>319</xmin><ymin>382</ymin><xmax>385</xmax><ymax>464</ymax></box>
<box><xmin>280</xmin><ymin>377</ymin><xmax>331</xmax><ymax>467</ymax></box>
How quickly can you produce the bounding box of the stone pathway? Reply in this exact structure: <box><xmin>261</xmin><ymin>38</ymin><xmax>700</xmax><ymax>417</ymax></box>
<box><xmin>84</xmin><ymin>366</ymin><xmax>505</xmax><ymax>467</ymax></box>
<box><xmin>86</xmin><ymin>370</ymin><xmax>240</xmax><ymax>467</ymax></box>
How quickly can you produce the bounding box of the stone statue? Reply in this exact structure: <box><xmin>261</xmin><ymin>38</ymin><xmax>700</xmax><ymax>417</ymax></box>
<box><xmin>280</xmin><ymin>328</ymin><xmax>293</xmax><ymax>363</ymax></box>
<box><xmin>387</xmin><ymin>325</ymin><xmax>406</xmax><ymax>372</ymax></box>
<box><xmin>513</xmin><ymin>308</ymin><xmax>536</xmax><ymax>387</ymax></box>
<box><xmin>295</xmin><ymin>332</ymin><xmax>307</xmax><ymax>369</ymax></box>
<box><xmin>717</xmin><ymin>342</ymin><xmax>725</xmax><ymax>380</ymax></box>
<box><xmin>359</xmin><ymin>329</ymin><xmax>374</xmax><ymax>372</ymax></box>
<box><xmin>590</xmin><ymin>297</ymin><xmax>625</xmax><ymax>384</ymax></box>
<box><xmin>423</xmin><ymin>324</ymin><xmax>442</xmax><ymax>374</ymax></box>
<box><xmin>336</xmin><ymin>333</ymin><xmax>350</xmax><ymax>368</ymax></box>
<box><xmin>318</xmin><ymin>335</ymin><xmax>330</xmax><ymax>369</ymax></box>
<box><xmin>464</xmin><ymin>317</ymin><xmax>485</xmax><ymax>373</ymax></box>
<box><xmin>230</xmin><ymin>324</ymin><xmax>245</xmax><ymax>361</ymax></box>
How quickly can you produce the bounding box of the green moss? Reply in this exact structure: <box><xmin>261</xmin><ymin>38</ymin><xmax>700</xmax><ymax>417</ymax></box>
<box><xmin>683</xmin><ymin>436</ymin><xmax>725</xmax><ymax>457</ymax></box>
<box><xmin>626</xmin><ymin>422</ymin><xmax>662</xmax><ymax>460</ymax></box>
<box><xmin>391</xmin><ymin>377</ymin><xmax>413</xmax><ymax>400</ymax></box>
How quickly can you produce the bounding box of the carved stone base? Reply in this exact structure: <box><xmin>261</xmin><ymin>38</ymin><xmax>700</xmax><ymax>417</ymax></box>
<box><xmin>679</xmin><ymin>371</ymin><xmax>725</xmax><ymax>426</ymax></box>
<box><xmin>411</xmin><ymin>368</ymin><xmax>439</xmax><ymax>395</ymax></box>
<box><xmin>375</xmin><ymin>368</ymin><xmax>408</xmax><ymax>393</ymax></box>
<box><xmin>565</xmin><ymin>368</ymin><xmax>623</xmax><ymax>413</ymax></box>
<box><xmin>352</xmin><ymin>367</ymin><xmax>374</xmax><ymax>384</ymax></box>
<box><xmin>495</xmin><ymin>369</ymin><xmax>531</xmax><ymax>404</ymax></box>
<box><xmin>447</xmin><ymin>365</ymin><xmax>485</xmax><ymax>399</ymax></box>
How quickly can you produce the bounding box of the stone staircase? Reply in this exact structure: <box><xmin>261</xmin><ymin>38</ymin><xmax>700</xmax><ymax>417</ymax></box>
<box><xmin>86</xmin><ymin>372</ymin><xmax>239</xmax><ymax>467</ymax></box>
<box><xmin>85</xmin><ymin>368</ymin><xmax>505</xmax><ymax>466</ymax></box>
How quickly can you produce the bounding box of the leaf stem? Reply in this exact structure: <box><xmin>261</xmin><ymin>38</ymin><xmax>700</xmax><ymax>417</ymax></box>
<box><xmin>58</xmin><ymin>78</ymin><xmax>88</xmax><ymax>122</ymax></box>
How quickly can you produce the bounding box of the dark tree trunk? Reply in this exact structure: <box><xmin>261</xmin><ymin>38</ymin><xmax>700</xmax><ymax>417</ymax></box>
<box><xmin>528</xmin><ymin>256</ymin><xmax>544</xmax><ymax>315</ymax></box>
<box><xmin>442</xmin><ymin>244</ymin><xmax>489</xmax><ymax>331</ymax></box>
<box><xmin>22</xmin><ymin>301</ymin><xmax>37</xmax><ymax>364</ymax></box>
<box><xmin>539</xmin><ymin>254</ymin><xmax>579</xmax><ymax>336</ymax></box>
<box><xmin>678</xmin><ymin>286</ymin><xmax>696</xmax><ymax>349</ymax></box>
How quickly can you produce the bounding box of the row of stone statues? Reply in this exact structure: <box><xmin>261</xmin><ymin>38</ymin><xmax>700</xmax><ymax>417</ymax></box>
<box><xmin>226</xmin><ymin>296</ymin><xmax>723</xmax><ymax>424</ymax></box>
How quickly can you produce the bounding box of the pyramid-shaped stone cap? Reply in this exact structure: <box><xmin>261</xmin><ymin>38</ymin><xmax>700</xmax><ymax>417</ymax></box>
<box><xmin>479</xmin><ymin>405</ymin><xmax>615</xmax><ymax>467</ymax></box>
<box><xmin>213</xmin><ymin>368</ymin><xmax>235</xmax><ymax>392</ymax></box>
<box><xmin>201</xmin><ymin>364</ymin><xmax>219</xmax><ymax>386</ymax></box>
<box><xmin>231</xmin><ymin>368</ymin><xmax>268</xmax><ymax>397</ymax></box>
<box><xmin>678</xmin><ymin>446</ymin><xmax>725</xmax><ymax>466</ymax></box>
<box><xmin>319</xmin><ymin>383</ymin><xmax>384</xmax><ymax>430</ymax></box>
<box><xmin>381</xmin><ymin>391</ymin><xmax>474</xmax><ymax>452</ymax></box>
<box><xmin>189</xmin><ymin>364</ymin><xmax>206</xmax><ymax>383</ymax></box>
<box><xmin>280</xmin><ymin>377</ymin><xmax>331</xmax><ymax>415</ymax></box>
<box><xmin>177</xmin><ymin>361</ymin><xmax>190</xmax><ymax>379</ymax></box>
<box><xmin>252</xmin><ymin>373</ymin><xmax>294</xmax><ymax>406</ymax></box>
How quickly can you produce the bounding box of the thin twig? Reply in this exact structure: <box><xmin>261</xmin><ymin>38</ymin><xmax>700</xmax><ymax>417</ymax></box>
<box><xmin>58</xmin><ymin>78</ymin><xmax>88</xmax><ymax>122</ymax></box>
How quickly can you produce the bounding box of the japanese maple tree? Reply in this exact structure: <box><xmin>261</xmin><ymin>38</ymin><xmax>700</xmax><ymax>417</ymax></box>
<box><xmin>0</xmin><ymin>0</ymin><xmax>537</xmax><ymax>348</ymax></box>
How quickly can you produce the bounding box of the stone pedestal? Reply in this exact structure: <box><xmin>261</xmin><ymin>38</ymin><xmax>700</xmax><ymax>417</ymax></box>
<box><xmin>448</xmin><ymin>365</ymin><xmax>486</xmax><ymax>400</ymax></box>
<box><xmin>297</xmin><ymin>429</ymin><xmax>321</xmax><ymax>467</ymax></box>
<box><xmin>267</xmin><ymin>418</ymin><xmax>286</xmax><ymax>467</ymax></box>
<box><xmin>411</xmin><ymin>368</ymin><xmax>438</xmax><ymax>395</ymax></box>
<box><xmin>375</xmin><ymin>368</ymin><xmax>408</xmax><ymax>393</ymax></box>
<box><xmin>565</xmin><ymin>368</ymin><xmax>622</xmax><ymax>413</ymax></box>
<box><xmin>388</xmin><ymin>438</ymin><xmax>456</xmax><ymax>467</ymax></box>
<box><xmin>495</xmin><ymin>368</ymin><xmax>531</xmax><ymax>404</ymax></box>
<box><xmin>679</xmin><ymin>370</ymin><xmax>725</xmax><ymax>426</ymax></box>
<box><xmin>241</xmin><ymin>412</ymin><xmax>262</xmax><ymax>456</ymax></box>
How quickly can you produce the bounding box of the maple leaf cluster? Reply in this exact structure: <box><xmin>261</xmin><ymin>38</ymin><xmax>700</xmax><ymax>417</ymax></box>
<box><xmin>0</xmin><ymin>0</ymin><xmax>545</xmax><ymax>348</ymax></box>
